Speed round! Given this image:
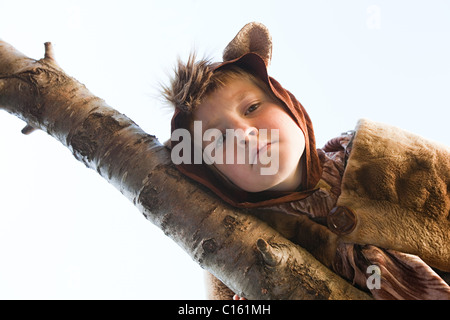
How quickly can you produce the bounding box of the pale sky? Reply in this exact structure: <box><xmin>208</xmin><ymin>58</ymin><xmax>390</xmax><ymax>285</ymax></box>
<box><xmin>0</xmin><ymin>0</ymin><xmax>449</xmax><ymax>299</ymax></box>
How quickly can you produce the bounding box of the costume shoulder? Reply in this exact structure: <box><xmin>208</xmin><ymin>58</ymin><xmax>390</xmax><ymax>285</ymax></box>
<box><xmin>336</xmin><ymin>119</ymin><xmax>450</xmax><ymax>271</ymax></box>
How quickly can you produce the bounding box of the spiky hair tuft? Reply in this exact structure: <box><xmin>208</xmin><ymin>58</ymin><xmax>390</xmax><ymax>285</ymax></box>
<box><xmin>162</xmin><ymin>54</ymin><xmax>215</xmax><ymax>113</ymax></box>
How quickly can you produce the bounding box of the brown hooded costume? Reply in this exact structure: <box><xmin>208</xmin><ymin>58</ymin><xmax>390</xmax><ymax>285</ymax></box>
<box><xmin>166</xmin><ymin>23</ymin><xmax>450</xmax><ymax>299</ymax></box>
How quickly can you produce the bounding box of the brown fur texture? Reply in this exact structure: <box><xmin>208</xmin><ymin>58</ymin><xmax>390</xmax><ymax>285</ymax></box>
<box><xmin>338</xmin><ymin>119</ymin><xmax>450</xmax><ymax>271</ymax></box>
<box><xmin>222</xmin><ymin>22</ymin><xmax>272</xmax><ymax>66</ymax></box>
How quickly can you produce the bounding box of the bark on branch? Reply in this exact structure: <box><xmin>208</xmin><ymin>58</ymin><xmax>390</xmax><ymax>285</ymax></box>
<box><xmin>0</xmin><ymin>40</ymin><xmax>370</xmax><ymax>299</ymax></box>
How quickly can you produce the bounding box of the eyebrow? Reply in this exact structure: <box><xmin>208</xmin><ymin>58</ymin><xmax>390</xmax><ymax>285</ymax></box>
<box><xmin>236</xmin><ymin>90</ymin><xmax>250</xmax><ymax>104</ymax></box>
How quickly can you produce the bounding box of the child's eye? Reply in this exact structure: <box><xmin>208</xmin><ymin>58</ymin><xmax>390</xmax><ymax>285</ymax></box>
<box><xmin>245</xmin><ymin>104</ymin><xmax>259</xmax><ymax>115</ymax></box>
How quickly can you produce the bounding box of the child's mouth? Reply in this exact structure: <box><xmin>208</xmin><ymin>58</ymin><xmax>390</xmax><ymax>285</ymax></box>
<box><xmin>253</xmin><ymin>142</ymin><xmax>273</xmax><ymax>164</ymax></box>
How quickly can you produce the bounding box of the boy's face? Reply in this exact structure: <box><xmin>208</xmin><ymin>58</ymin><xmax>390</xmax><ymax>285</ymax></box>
<box><xmin>193</xmin><ymin>77</ymin><xmax>306</xmax><ymax>193</ymax></box>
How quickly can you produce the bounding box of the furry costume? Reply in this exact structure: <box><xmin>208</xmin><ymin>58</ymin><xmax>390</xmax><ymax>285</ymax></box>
<box><xmin>165</xmin><ymin>22</ymin><xmax>450</xmax><ymax>299</ymax></box>
<box><xmin>338</xmin><ymin>119</ymin><xmax>450</xmax><ymax>272</ymax></box>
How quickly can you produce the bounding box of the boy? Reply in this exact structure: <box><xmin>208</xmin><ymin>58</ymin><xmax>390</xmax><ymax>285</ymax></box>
<box><xmin>164</xmin><ymin>23</ymin><xmax>450</xmax><ymax>299</ymax></box>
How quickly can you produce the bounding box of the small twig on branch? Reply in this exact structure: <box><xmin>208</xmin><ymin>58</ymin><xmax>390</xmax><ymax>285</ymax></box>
<box><xmin>21</xmin><ymin>124</ymin><xmax>36</xmax><ymax>135</ymax></box>
<box><xmin>44</xmin><ymin>42</ymin><xmax>56</xmax><ymax>62</ymax></box>
<box><xmin>257</xmin><ymin>239</ymin><xmax>283</xmax><ymax>267</ymax></box>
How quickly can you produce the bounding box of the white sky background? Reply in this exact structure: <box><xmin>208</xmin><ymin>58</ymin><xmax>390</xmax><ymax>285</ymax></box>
<box><xmin>0</xmin><ymin>0</ymin><xmax>449</xmax><ymax>299</ymax></box>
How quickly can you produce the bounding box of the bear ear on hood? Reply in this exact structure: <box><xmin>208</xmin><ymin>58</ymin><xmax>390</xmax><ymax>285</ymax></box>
<box><xmin>222</xmin><ymin>22</ymin><xmax>272</xmax><ymax>67</ymax></box>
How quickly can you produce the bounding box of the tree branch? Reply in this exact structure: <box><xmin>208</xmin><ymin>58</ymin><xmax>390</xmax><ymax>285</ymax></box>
<box><xmin>0</xmin><ymin>40</ymin><xmax>370</xmax><ymax>299</ymax></box>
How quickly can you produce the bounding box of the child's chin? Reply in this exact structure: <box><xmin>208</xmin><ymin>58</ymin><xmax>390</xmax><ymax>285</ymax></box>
<box><xmin>241</xmin><ymin>178</ymin><xmax>280</xmax><ymax>193</ymax></box>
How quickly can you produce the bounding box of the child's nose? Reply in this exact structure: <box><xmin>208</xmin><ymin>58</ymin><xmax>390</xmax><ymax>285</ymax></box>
<box><xmin>239</xmin><ymin>127</ymin><xmax>258</xmax><ymax>145</ymax></box>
